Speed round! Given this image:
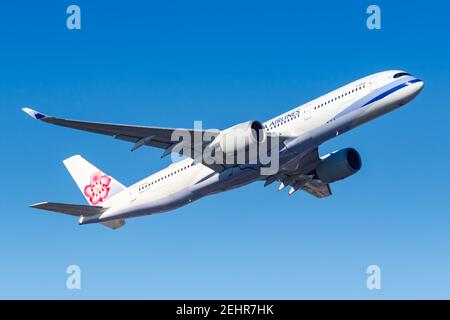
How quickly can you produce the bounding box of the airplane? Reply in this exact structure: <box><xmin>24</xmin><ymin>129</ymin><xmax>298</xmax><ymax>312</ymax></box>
<box><xmin>23</xmin><ymin>70</ymin><xmax>424</xmax><ymax>229</ymax></box>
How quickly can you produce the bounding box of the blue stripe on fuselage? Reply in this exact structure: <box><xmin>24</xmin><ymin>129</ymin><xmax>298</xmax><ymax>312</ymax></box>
<box><xmin>361</xmin><ymin>78</ymin><xmax>422</xmax><ymax>107</ymax></box>
<box><xmin>334</xmin><ymin>77</ymin><xmax>421</xmax><ymax>121</ymax></box>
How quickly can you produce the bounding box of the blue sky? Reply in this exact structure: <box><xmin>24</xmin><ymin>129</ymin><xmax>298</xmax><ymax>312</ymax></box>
<box><xmin>1</xmin><ymin>0</ymin><xmax>449</xmax><ymax>299</ymax></box>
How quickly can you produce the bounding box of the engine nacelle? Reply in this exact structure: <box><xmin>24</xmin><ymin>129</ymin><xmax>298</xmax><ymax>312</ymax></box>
<box><xmin>316</xmin><ymin>148</ymin><xmax>362</xmax><ymax>183</ymax></box>
<box><xmin>208</xmin><ymin>120</ymin><xmax>266</xmax><ymax>162</ymax></box>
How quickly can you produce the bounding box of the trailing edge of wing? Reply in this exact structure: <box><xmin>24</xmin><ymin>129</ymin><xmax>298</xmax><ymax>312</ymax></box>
<box><xmin>263</xmin><ymin>148</ymin><xmax>332</xmax><ymax>199</ymax></box>
<box><xmin>30</xmin><ymin>202</ymin><xmax>108</xmax><ymax>217</ymax></box>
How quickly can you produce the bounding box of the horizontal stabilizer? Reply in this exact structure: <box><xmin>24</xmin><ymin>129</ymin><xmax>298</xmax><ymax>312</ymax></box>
<box><xmin>30</xmin><ymin>202</ymin><xmax>108</xmax><ymax>216</ymax></box>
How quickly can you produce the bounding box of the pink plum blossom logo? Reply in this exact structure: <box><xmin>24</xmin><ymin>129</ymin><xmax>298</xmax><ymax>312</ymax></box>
<box><xmin>84</xmin><ymin>172</ymin><xmax>111</xmax><ymax>205</ymax></box>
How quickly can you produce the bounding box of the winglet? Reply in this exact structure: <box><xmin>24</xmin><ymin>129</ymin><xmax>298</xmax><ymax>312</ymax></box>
<box><xmin>29</xmin><ymin>201</ymin><xmax>49</xmax><ymax>209</ymax></box>
<box><xmin>22</xmin><ymin>107</ymin><xmax>47</xmax><ymax>120</ymax></box>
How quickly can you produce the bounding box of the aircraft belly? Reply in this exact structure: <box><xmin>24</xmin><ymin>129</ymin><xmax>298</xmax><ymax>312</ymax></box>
<box><xmin>189</xmin><ymin>165</ymin><xmax>261</xmax><ymax>195</ymax></box>
<box><xmin>102</xmin><ymin>189</ymin><xmax>194</xmax><ymax>221</ymax></box>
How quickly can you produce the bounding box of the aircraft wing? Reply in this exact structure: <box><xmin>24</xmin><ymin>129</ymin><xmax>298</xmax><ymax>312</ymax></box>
<box><xmin>22</xmin><ymin>108</ymin><xmax>220</xmax><ymax>154</ymax></box>
<box><xmin>263</xmin><ymin>148</ymin><xmax>332</xmax><ymax>198</ymax></box>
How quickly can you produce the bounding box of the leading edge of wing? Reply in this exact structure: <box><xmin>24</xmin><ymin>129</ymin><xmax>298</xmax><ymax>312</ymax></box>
<box><xmin>22</xmin><ymin>107</ymin><xmax>216</xmax><ymax>135</ymax></box>
<box><xmin>21</xmin><ymin>107</ymin><xmax>220</xmax><ymax>149</ymax></box>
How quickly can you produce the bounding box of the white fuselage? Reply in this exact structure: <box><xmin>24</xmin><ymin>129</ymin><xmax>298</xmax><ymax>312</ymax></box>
<box><xmin>92</xmin><ymin>70</ymin><xmax>424</xmax><ymax>223</ymax></box>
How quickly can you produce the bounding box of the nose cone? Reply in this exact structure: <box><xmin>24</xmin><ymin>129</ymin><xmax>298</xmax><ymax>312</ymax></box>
<box><xmin>410</xmin><ymin>79</ymin><xmax>425</xmax><ymax>100</ymax></box>
<box><xmin>412</xmin><ymin>78</ymin><xmax>424</xmax><ymax>94</ymax></box>
<box><xmin>398</xmin><ymin>79</ymin><xmax>424</xmax><ymax>106</ymax></box>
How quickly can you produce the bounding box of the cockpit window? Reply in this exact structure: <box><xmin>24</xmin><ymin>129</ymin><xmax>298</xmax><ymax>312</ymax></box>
<box><xmin>393</xmin><ymin>72</ymin><xmax>411</xmax><ymax>79</ymax></box>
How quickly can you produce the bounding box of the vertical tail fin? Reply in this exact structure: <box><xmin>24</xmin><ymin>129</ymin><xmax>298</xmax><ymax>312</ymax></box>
<box><xmin>63</xmin><ymin>155</ymin><xmax>126</xmax><ymax>206</ymax></box>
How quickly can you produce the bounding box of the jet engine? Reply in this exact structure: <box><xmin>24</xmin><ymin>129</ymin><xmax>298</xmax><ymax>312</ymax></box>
<box><xmin>207</xmin><ymin>120</ymin><xmax>266</xmax><ymax>164</ymax></box>
<box><xmin>315</xmin><ymin>148</ymin><xmax>362</xmax><ymax>183</ymax></box>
